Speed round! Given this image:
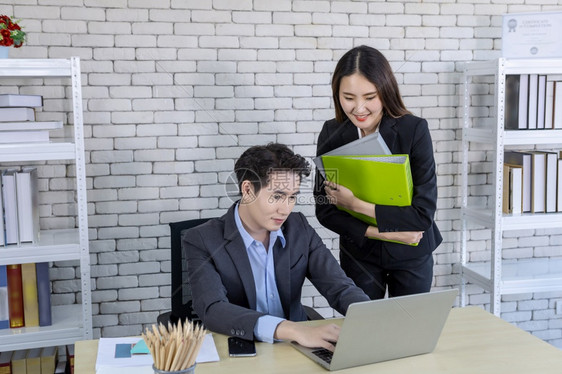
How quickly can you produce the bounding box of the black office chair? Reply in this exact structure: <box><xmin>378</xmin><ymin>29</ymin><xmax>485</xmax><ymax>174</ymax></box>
<box><xmin>303</xmin><ymin>304</ymin><xmax>324</xmax><ymax>320</ymax></box>
<box><xmin>157</xmin><ymin>217</ymin><xmax>323</xmax><ymax>326</ymax></box>
<box><xmin>157</xmin><ymin>218</ymin><xmax>210</xmax><ymax>327</ymax></box>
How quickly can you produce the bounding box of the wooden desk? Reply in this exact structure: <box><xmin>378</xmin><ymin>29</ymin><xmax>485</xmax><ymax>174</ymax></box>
<box><xmin>76</xmin><ymin>307</ymin><xmax>562</xmax><ymax>374</ymax></box>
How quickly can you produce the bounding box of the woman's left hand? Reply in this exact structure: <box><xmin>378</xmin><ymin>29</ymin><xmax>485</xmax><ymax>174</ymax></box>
<box><xmin>324</xmin><ymin>181</ymin><xmax>356</xmax><ymax>210</ymax></box>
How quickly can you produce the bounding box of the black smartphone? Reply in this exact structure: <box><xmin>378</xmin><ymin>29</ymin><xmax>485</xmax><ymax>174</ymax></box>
<box><xmin>228</xmin><ymin>336</ymin><xmax>257</xmax><ymax>357</ymax></box>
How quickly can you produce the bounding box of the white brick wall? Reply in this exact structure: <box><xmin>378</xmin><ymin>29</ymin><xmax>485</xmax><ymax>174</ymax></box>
<box><xmin>2</xmin><ymin>0</ymin><xmax>562</xmax><ymax>348</ymax></box>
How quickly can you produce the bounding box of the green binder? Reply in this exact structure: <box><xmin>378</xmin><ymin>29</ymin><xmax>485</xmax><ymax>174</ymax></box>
<box><xmin>321</xmin><ymin>154</ymin><xmax>416</xmax><ymax>246</ymax></box>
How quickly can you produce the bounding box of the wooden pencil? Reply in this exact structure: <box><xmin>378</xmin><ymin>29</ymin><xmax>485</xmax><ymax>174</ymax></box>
<box><xmin>143</xmin><ymin>320</ymin><xmax>207</xmax><ymax>371</ymax></box>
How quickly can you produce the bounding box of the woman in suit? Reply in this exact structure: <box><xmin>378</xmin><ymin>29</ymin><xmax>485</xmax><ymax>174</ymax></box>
<box><xmin>314</xmin><ymin>45</ymin><xmax>442</xmax><ymax>300</ymax></box>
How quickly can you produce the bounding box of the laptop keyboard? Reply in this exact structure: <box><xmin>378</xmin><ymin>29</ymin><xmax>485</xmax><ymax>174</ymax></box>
<box><xmin>311</xmin><ymin>348</ymin><xmax>333</xmax><ymax>364</ymax></box>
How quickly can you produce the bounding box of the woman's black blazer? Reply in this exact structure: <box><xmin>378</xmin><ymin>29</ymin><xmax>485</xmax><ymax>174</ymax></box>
<box><xmin>314</xmin><ymin>114</ymin><xmax>442</xmax><ymax>261</ymax></box>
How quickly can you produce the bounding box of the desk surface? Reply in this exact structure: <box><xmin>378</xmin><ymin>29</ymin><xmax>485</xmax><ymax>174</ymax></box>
<box><xmin>76</xmin><ymin>307</ymin><xmax>562</xmax><ymax>374</ymax></box>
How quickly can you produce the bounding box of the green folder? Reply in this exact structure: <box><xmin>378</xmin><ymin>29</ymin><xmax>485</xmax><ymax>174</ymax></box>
<box><xmin>321</xmin><ymin>154</ymin><xmax>416</xmax><ymax>246</ymax></box>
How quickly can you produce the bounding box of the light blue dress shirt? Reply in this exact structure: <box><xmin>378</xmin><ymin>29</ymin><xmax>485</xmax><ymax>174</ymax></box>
<box><xmin>234</xmin><ymin>204</ymin><xmax>286</xmax><ymax>343</ymax></box>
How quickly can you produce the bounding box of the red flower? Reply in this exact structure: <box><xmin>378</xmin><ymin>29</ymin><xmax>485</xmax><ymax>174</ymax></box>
<box><xmin>0</xmin><ymin>15</ymin><xmax>25</xmax><ymax>48</ymax></box>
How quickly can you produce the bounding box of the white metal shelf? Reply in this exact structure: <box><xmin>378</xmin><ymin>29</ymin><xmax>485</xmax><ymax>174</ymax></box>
<box><xmin>460</xmin><ymin>57</ymin><xmax>562</xmax><ymax>316</ymax></box>
<box><xmin>462</xmin><ymin>259</ymin><xmax>562</xmax><ymax>295</ymax></box>
<box><xmin>462</xmin><ymin>207</ymin><xmax>562</xmax><ymax>230</ymax></box>
<box><xmin>0</xmin><ymin>59</ymin><xmax>72</xmax><ymax>77</ymax></box>
<box><xmin>463</xmin><ymin>128</ymin><xmax>562</xmax><ymax>146</ymax></box>
<box><xmin>0</xmin><ymin>57</ymin><xmax>92</xmax><ymax>351</ymax></box>
<box><xmin>0</xmin><ymin>141</ymin><xmax>75</xmax><ymax>162</ymax></box>
<box><xmin>0</xmin><ymin>305</ymin><xmax>84</xmax><ymax>351</ymax></box>
<box><xmin>0</xmin><ymin>229</ymin><xmax>80</xmax><ymax>265</ymax></box>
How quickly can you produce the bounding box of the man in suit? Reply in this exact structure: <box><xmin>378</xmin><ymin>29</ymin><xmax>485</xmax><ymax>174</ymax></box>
<box><xmin>184</xmin><ymin>143</ymin><xmax>369</xmax><ymax>351</ymax></box>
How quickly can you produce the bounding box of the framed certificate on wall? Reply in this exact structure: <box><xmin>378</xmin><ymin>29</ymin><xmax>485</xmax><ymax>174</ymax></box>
<box><xmin>502</xmin><ymin>11</ymin><xmax>562</xmax><ymax>59</ymax></box>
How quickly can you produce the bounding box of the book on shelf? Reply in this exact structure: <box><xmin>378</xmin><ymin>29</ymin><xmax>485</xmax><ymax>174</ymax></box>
<box><xmin>536</xmin><ymin>75</ymin><xmax>547</xmax><ymax>129</ymax></box>
<box><xmin>65</xmin><ymin>345</ymin><xmax>74</xmax><ymax>374</ymax></box>
<box><xmin>36</xmin><ymin>262</ymin><xmax>52</xmax><ymax>327</ymax></box>
<box><xmin>502</xmin><ymin>164</ymin><xmax>523</xmax><ymax>215</ymax></box>
<box><xmin>544</xmin><ymin>151</ymin><xmax>558</xmax><ymax>213</ymax></box>
<box><xmin>313</xmin><ymin>131</ymin><xmax>392</xmax><ymax>178</ymax></box>
<box><xmin>558</xmin><ymin>158</ymin><xmax>562</xmax><ymax>212</ymax></box>
<box><xmin>16</xmin><ymin>167</ymin><xmax>40</xmax><ymax>243</ymax></box>
<box><xmin>40</xmin><ymin>346</ymin><xmax>58</xmax><ymax>374</ymax></box>
<box><xmin>527</xmin><ymin>74</ymin><xmax>539</xmax><ymax>130</ymax></box>
<box><xmin>6</xmin><ymin>264</ymin><xmax>24</xmax><ymax>328</ymax></box>
<box><xmin>0</xmin><ymin>265</ymin><xmax>9</xmax><ymax>329</ymax></box>
<box><xmin>0</xmin><ymin>107</ymin><xmax>35</xmax><ymax>122</ymax></box>
<box><xmin>0</xmin><ymin>143</ymin><xmax>71</xmax><ymax>158</ymax></box>
<box><xmin>0</xmin><ymin>131</ymin><xmax>50</xmax><ymax>144</ymax></box>
<box><xmin>511</xmin><ymin>166</ymin><xmax>523</xmax><ymax>215</ymax></box>
<box><xmin>527</xmin><ymin>151</ymin><xmax>546</xmax><ymax>213</ymax></box>
<box><xmin>504</xmin><ymin>151</ymin><xmax>532</xmax><ymax>213</ymax></box>
<box><xmin>0</xmin><ymin>121</ymin><xmax>62</xmax><ymax>132</ymax></box>
<box><xmin>0</xmin><ymin>94</ymin><xmax>43</xmax><ymax>108</ymax></box>
<box><xmin>0</xmin><ymin>121</ymin><xmax>63</xmax><ymax>144</ymax></box>
<box><xmin>502</xmin><ymin>163</ymin><xmax>511</xmax><ymax>214</ymax></box>
<box><xmin>2</xmin><ymin>169</ymin><xmax>19</xmax><ymax>245</ymax></box>
<box><xmin>0</xmin><ymin>351</ymin><xmax>12</xmax><ymax>374</ymax></box>
<box><xmin>545</xmin><ymin>80</ymin><xmax>555</xmax><ymax>129</ymax></box>
<box><xmin>0</xmin><ymin>174</ymin><xmax>4</xmax><ymax>246</ymax></box>
<box><xmin>21</xmin><ymin>262</ymin><xmax>40</xmax><ymax>327</ymax></box>
<box><xmin>26</xmin><ymin>348</ymin><xmax>42</xmax><ymax>374</ymax></box>
<box><xmin>11</xmin><ymin>350</ymin><xmax>27</xmax><ymax>374</ymax></box>
<box><xmin>504</xmin><ymin>74</ymin><xmax>562</xmax><ymax>131</ymax></box>
<box><xmin>554</xmin><ymin>81</ymin><xmax>562</xmax><ymax>129</ymax></box>
<box><xmin>505</xmin><ymin>75</ymin><xmax>524</xmax><ymax>130</ymax></box>
<box><xmin>55</xmin><ymin>359</ymin><xmax>66</xmax><ymax>374</ymax></box>
<box><xmin>518</xmin><ymin>74</ymin><xmax>529</xmax><ymax>129</ymax></box>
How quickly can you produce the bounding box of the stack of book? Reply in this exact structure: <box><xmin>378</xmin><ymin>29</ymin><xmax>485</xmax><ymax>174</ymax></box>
<box><xmin>0</xmin><ymin>262</ymin><xmax>52</xmax><ymax>330</ymax></box>
<box><xmin>503</xmin><ymin>150</ymin><xmax>562</xmax><ymax>214</ymax></box>
<box><xmin>504</xmin><ymin>74</ymin><xmax>562</xmax><ymax>130</ymax></box>
<box><xmin>0</xmin><ymin>94</ymin><xmax>62</xmax><ymax>144</ymax></box>
<box><xmin>0</xmin><ymin>166</ymin><xmax>50</xmax><ymax>330</ymax></box>
<box><xmin>0</xmin><ymin>346</ymin><xmax>64</xmax><ymax>374</ymax></box>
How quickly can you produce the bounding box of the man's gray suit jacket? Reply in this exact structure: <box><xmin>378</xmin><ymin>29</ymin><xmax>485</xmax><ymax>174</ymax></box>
<box><xmin>183</xmin><ymin>203</ymin><xmax>369</xmax><ymax>340</ymax></box>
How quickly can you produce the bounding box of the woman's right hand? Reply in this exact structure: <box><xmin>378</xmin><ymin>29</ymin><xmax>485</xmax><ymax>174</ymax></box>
<box><xmin>382</xmin><ymin>230</ymin><xmax>423</xmax><ymax>245</ymax></box>
<box><xmin>366</xmin><ymin>226</ymin><xmax>423</xmax><ymax>245</ymax></box>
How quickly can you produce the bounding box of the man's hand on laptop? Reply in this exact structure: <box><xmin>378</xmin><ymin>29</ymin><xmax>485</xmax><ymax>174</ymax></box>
<box><xmin>274</xmin><ymin>321</ymin><xmax>340</xmax><ymax>351</ymax></box>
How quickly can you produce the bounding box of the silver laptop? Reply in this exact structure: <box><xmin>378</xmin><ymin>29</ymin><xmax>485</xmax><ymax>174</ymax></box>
<box><xmin>291</xmin><ymin>289</ymin><xmax>458</xmax><ymax>371</ymax></box>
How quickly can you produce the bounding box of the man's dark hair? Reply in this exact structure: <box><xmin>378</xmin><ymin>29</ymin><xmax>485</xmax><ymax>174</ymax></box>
<box><xmin>234</xmin><ymin>143</ymin><xmax>311</xmax><ymax>195</ymax></box>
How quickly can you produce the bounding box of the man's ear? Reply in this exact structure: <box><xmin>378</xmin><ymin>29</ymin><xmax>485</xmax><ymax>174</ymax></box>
<box><xmin>240</xmin><ymin>180</ymin><xmax>256</xmax><ymax>203</ymax></box>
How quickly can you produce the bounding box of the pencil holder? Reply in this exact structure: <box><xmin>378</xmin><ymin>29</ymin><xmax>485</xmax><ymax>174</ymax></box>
<box><xmin>143</xmin><ymin>320</ymin><xmax>206</xmax><ymax>374</ymax></box>
<box><xmin>152</xmin><ymin>363</ymin><xmax>196</xmax><ymax>374</ymax></box>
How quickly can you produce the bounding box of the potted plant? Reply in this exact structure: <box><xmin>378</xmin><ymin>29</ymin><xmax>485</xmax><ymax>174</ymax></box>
<box><xmin>0</xmin><ymin>15</ymin><xmax>25</xmax><ymax>58</ymax></box>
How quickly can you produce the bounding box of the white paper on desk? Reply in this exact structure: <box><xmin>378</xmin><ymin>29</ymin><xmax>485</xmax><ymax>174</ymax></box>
<box><xmin>95</xmin><ymin>334</ymin><xmax>219</xmax><ymax>374</ymax></box>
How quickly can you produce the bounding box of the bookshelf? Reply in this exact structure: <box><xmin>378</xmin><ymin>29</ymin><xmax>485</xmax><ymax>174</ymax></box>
<box><xmin>460</xmin><ymin>57</ymin><xmax>562</xmax><ymax>316</ymax></box>
<box><xmin>0</xmin><ymin>58</ymin><xmax>92</xmax><ymax>351</ymax></box>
